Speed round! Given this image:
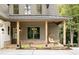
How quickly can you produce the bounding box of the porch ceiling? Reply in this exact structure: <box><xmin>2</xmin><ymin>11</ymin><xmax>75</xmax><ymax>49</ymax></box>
<box><xmin>8</xmin><ymin>15</ymin><xmax>70</xmax><ymax>22</ymax></box>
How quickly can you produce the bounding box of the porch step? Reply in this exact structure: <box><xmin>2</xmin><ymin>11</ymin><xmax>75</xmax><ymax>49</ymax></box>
<box><xmin>4</xmin><ymin>41</ymin><xmax>16</xmax><ymax>49</ymax></box>
<box><xmin>4</xmin><ymin>44</ymin><xmax>16</xmax><ymax>49</ymax></box>
<box><xmin>4</xmin><ymin>41</ymin><xmax>11</xmax><ymax>45</ymax></box>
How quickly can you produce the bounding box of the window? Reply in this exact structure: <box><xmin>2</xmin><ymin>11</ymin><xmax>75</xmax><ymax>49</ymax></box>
<box><xmin>25</xmin><ymin>4</ymin><xmax>31</xmax><ymax>15</ymax></box>
<box><xmin>8</xmin><ymin>26</ymin><xmax>10</xmax><ymax>35</ymax></box>
<box><xmin>37</xmin><ymin>4</ymin><xmax>42</xmax><ymax>14</ymax></box>
<box><xmin>13</xmin><ymin>4</ymin><xmax>19</xmax><ymax>14</ymax></box>
<box><xmin>7</xmin><ymin>4</ymin><xmax>9</xmax><ymax>6</ymax></box>
<box><xmin>27</xmin><ymin>27</ymin><xmax>40</xmax><ymax>39</ymax></box>
<box><xmin>46</xmin><ymin>4</ymin><xmax>49</xmax><ymax>9</ymax></box>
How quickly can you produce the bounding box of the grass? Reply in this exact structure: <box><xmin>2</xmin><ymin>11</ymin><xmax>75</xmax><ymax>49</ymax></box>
<box><xmin>18</xmin><ymin>44</ymin><xmax>70</xmax><ymax>50</ymax></box>
<box><xmin>35</xmin><ymin>44</ymin><xmax>45</xmax><ymax>49</ymax></box>
<box><xmin>21</xmin><ymin>44</ymin><xmax>31</xmax><ymax>49</ymax></box>
<box><xmin>20</xmin><ymin>44</ymin><xmax>45</xmax><ymax>49</ymax></box>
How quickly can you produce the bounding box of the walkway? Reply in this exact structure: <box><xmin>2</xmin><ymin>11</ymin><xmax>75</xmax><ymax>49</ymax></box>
<box><xmin>0</xmin><ymin>48</ymin><xmax>79</xmax><ymax>55</ymax></box>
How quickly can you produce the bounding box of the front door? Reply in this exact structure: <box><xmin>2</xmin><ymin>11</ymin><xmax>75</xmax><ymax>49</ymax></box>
<box><xmin>11</xmin><ymin>22</ymin><xmax>17</xmax><ymax>44</ymax></box>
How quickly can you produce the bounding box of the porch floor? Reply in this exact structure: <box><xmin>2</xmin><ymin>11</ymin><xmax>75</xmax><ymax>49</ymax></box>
<box><xmin>4</xmin><ymin>40</ymin><xmax>65</xmax><ymax>50</ymax></box>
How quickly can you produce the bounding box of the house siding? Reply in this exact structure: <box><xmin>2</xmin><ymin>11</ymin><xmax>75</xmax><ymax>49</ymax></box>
<box><xmin>0</xmin><ymin>19</ymin><xmax>10</xmax><ymax>48</ymax></box>
<box><xmin>19</xmin><ymin>22</ymin><xmax>59</xmax><ymax>42</ymax></box>
<box><xmin>3</xmin><ymin>22</ymin><xmax>11</xmax><ymax>42</ymax></box>
<box><xmin>48</xmin><ymin>23</ymin><xmax>59</xmax><ymax>41</ymax></box>
<box><xmin>4</xmin><ymin>22</ymin><xmax>11</xmax><ymax>41</ymax></box>
<box><xmin>9</xmin><ymin>4</ymin><xmax>59</xmax><ymax>16</ymax></box>
<box><xmin>20</xmin><ymin>22</ymin><xmax>45</xmax><ymax>41</ymax></box>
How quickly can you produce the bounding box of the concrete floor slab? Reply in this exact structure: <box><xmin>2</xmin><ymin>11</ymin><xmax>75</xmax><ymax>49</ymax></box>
<box><xmin>33</xmin><ymin>50</ymin><xmax>73</xmax><ymax>55</ymax></box>
<box><xmin>0</xmin><ymin>48</ymin><xmax>79</xmax><ymax>55</ymax></box>
<box><xmin>0</xmin><ymin>50</ymin><xmax>34</xmax><ymax>55</ymax></box>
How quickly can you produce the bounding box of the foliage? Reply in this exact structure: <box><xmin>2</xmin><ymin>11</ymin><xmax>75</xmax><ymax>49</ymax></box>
<box><xmin>58</xmin><ymin>4</ymin><xmax>79</xmax><ymax>45</ymax></box>
<box><xmin>67</xmin><ymin>41</ymin><xmax>70</xmax><ymax>48</ymax></box>
<box><xmin>35</xmin><ymin>44</ymin><xmax>45</xmax><ymax>49</ymax></box>
<box><xmin>59</xmin><ymin>4</ymin><xmax>79</xmax><ymax>31</ymax></box>
<box><xmin>21</xmin><ymin>44</ymin><xmax>30</xmax><ymax>49</ymax></box>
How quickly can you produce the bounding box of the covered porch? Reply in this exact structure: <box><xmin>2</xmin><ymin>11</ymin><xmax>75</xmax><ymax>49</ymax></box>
<box><xmin>5</xmin><ymin>20</ymin><xmax>67</xmax><ymax>49</ymax></box>
<box><xmin>4</xmin><ymin>15</ymin><xmax>69</xmax><ymax>49</ymax></box>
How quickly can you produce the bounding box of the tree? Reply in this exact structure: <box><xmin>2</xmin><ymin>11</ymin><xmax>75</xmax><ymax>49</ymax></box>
<box><xmin>58</xmin><ymin>4</ymin><xmax>79</xmax><ymax>46</ymax></box>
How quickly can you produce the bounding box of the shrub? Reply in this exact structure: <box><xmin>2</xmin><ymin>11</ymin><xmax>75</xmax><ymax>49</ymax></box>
<box><xmin>21</xmin><ymin>44</ymin><xmax>30</xmax><ymax>49</ymax></box>
<box><xmin>35</xmin><ymin>44</ymin><xmax>44</xmax><ymax>49</ymax></box>
<box><xmin>67</xmin><ymin>41</ymin><xmax>70</xmax><ymax>49</ymax></box>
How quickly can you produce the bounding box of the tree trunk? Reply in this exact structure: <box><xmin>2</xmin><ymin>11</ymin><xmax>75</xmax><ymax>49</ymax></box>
<box><xmin>70</xmin><ymin>30</ymin><xmax>74</xmax><ymax>46</ymax></box>
<box><xmin>77</xmin><ymin>32</ymin><xmax>79</xmax><ymax>47</ymax></box>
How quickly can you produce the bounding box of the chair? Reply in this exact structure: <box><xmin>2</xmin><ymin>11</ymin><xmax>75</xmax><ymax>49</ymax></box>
<box><xmin>49</xmin><ymin>37</ymin><xmax>58</xmax><ymax>45</ymax></box>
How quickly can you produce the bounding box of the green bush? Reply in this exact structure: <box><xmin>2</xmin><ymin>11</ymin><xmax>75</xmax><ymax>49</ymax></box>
<box><xmin>35</xmin><ymin>44</ymin><xmax>44</xmax><ymax>49</ymax></box>
<box><xmin>67</xmin><ymin>41</ymin><xmax>70</xmax><ymax>49</ymax></box>
<box><xmin>73</xmin><ymin>43</ymin><xmax>78</xmax><ymax>47</ymax></box>
<box><xmin>21</xmin><ymin>44</ymin><xmax>30</xmax><ymax>48</ymax></box>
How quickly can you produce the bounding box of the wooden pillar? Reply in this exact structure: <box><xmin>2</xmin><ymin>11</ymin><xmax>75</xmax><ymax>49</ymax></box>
<box><xmin>17</xmin><ymin>21</ymin><xmax>20</xmax><ymax>47</ymax></box>
<box><xmin>70</xmin><ymin>30</ymin><xmax>74</xmax><ymax>46</ymax></box>
<box><xmin>63</xmin><ymin>20</ymin><xmax>66</xmax><ymax>45</ymax></box>
<box><xmin>45</xmin><ymin>21</ymin><xmax>48</xmax><ymax>44</ymax></box>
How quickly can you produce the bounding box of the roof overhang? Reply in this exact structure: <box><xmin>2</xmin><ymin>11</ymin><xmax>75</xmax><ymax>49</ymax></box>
<box><xmin>0</xmin><ymin>15</ymin><xmax>9</xmax><ymax>21</ymax></box>
<box><xmin>8</xmin><ymin>15</ymin><xmax>70</xmax><ymax>22</ymax></box>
